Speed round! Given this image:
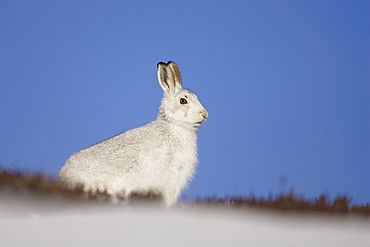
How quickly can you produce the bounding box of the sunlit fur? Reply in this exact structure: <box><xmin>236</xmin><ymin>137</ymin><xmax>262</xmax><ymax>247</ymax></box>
<box><xmin>58</xmin><ymin>61</ymin><xmax>208</xmax><ymax>206</ymax></box>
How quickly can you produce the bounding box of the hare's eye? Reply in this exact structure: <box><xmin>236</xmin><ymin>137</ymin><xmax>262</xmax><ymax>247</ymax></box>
<box><xmin>180</xmin><ymin>98</ymin><xmax>188</xmax><ymax>104</ymax></box>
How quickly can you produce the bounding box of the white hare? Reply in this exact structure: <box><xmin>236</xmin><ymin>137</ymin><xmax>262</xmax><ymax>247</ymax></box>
<box><xmin>58</xmin><ymin>61</ymin><xmax>208</xmax><ymax>205</ymax></box>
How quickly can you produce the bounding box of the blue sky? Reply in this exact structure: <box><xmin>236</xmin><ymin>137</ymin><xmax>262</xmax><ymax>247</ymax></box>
<box><xmin>1</xmin><ymin>0</ymin><xmax>369</xmax><ymax>204</ymax></box>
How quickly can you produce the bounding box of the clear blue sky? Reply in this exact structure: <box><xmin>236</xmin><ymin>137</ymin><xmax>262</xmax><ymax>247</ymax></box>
<box><xmin>1</xmin><ymin>0</ymin><xmax>369</xmax><ymax>204</ymax></box>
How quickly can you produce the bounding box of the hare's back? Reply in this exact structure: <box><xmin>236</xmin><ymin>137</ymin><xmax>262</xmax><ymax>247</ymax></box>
<box><xmin>64</xmin><ymin>121</ymin><xmax>166</xmax><ymax>167</ymax></box>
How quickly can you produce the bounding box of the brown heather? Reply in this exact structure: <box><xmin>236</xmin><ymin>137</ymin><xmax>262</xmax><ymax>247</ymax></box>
<box><xmin>1</xmin><ymin>168</ymin><xmax>369</xmax><ymax>216</ymax></box>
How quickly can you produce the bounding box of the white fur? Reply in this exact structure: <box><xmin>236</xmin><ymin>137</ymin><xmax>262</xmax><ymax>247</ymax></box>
<box><xmin>58</xmin><ymin>61</ymin><xmax>208</xmax><ymax>206</ymax></box>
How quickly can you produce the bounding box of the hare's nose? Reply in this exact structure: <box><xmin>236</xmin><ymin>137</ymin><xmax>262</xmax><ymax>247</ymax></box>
<box><xmin>201</xmin><ymin>109</ymin><xmax>208</xmax><ymax>120</ymax></box>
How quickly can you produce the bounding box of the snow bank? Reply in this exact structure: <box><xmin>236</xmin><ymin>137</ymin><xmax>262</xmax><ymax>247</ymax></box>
<box><xmin>0</xmin><ymin>196</ymin><xmax>369</xmax><ymax>246</ymax></box>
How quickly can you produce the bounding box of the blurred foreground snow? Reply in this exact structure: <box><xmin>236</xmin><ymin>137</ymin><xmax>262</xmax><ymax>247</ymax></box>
<box><xmin>0</xmin><ymin>195</ymin><xmax>369</xmax><ymax>247</ymax></box>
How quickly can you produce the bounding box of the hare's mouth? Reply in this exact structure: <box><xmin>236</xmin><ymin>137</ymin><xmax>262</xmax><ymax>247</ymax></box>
<box><xmin>193</xmin><ymin>120</ymin><xmax>205</xmax><ymax>126</ymax></box>
<box><xmin>193</xmin><ymin>115</ymin><xmax>207</xmax><ymax>127</ymax></box>
<box><xmin>192</xmin><ymin>123</ymin><xmax>202</xmax><ymax>129</ymax></box>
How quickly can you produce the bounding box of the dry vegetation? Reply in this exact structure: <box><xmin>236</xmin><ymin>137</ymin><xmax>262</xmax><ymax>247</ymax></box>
<box><xmin>1</xmin><ymin>168</ymin><xmax>369</xmax><ymax>216</ymax></box>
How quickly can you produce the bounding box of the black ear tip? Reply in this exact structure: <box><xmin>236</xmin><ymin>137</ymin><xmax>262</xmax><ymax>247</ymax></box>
<box><xmin>157</xmin><ymin>61</ymin><xmax>167</xmax><ymax>67</ymax></box>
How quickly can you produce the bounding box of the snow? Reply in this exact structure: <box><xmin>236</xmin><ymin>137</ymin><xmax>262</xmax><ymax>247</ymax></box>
<box><xmin>1</xmin><ymin>196</ymin><xmax>369</xmax><ymax>246</ymax></box>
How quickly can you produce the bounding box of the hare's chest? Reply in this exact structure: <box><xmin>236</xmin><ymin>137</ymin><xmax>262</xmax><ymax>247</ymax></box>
<box><xmin>167</xmin><ymin>138</ymin><xmax>197</xmax><ymax>170</ymax></box>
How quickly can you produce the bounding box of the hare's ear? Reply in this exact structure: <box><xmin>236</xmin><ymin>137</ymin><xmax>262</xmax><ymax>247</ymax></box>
<box><xmin>167</xmin><ymin>61</ymin><xmax>182</xmax><ymax>89</ymax></box>
<box><xmin>157</xmin><ymin>62</ymin><xmax>175</xmax><ymax>95</ymax></box>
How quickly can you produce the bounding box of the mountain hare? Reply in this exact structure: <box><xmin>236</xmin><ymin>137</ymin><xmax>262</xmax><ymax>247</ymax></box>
<box><xmin>59</xmin><ymin>61</ymin><xmax>208</xmax><ymax>205</ymax></box>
